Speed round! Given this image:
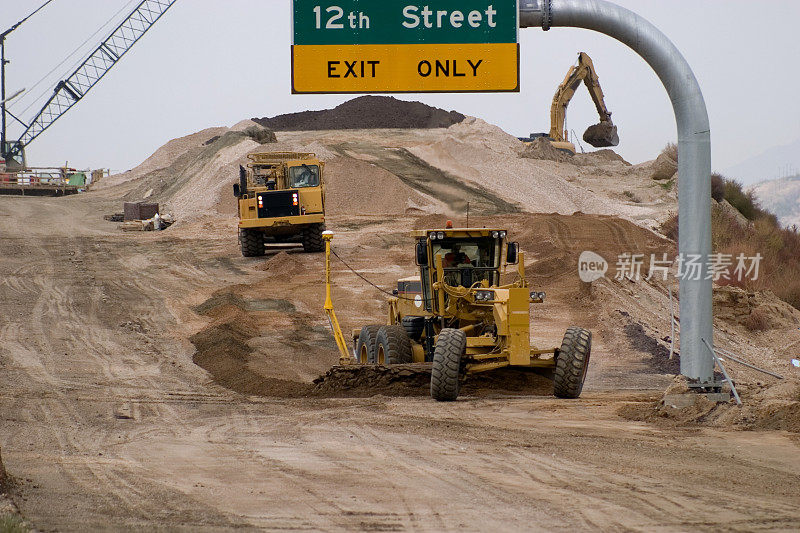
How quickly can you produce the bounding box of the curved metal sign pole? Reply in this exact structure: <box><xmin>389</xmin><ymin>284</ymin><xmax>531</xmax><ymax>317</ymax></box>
<box><xmin>520</xmin><ymin>0</ymin><xmax>715</xmax><ymax>388</ymax></box>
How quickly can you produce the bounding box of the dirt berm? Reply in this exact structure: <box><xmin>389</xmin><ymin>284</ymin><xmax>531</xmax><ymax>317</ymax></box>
<box><xmin>252</xmin><ymin>95</ymin><xmax>465</xmax><ymax>130</ymax></box>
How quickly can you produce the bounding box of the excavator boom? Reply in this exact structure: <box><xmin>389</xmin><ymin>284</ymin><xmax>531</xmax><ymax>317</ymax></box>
<box><xmin>549</xmin><ymin>52</ymin><xmax>619</xmax><ymax>151</ymax></box>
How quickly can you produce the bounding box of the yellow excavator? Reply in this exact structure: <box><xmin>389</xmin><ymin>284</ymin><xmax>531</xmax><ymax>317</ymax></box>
<box><xmin>523</xmin><ymin>52</ymin><xmax>619</xmax><ymax>155</ymax></box>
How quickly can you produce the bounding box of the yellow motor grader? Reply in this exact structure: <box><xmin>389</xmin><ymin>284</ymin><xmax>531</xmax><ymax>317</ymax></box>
<box><xmin>324</xmin><ymin>226</ymin><xmax>592</xmax><ymax>401</ymax></box>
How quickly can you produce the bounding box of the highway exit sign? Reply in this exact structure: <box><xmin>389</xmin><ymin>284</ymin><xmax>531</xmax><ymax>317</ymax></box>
<box><xmin>291</xmin><ymin>1</ymin><xmax>519</xmax><ymax>93</ymax></box>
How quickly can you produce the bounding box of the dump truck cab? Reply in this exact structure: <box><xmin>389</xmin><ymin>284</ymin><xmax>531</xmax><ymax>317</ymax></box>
<box><xmin>351</xmin><ymin>225</ymin><xmax>592</xmax><ymax>401</ymax></box>
<box><xmin>234</xmin><ymin>152</ymin><xmax>326</xmax><ymax>255</ymax></box>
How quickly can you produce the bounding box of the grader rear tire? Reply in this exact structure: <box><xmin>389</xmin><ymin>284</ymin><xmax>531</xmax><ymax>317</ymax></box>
<box><xmin>356</xmin><ymin>325</ymin><xmax>382</xmax><ymax>364</ymax></box>
<box><xmin>554</xmin><ymin>327</ymin><xmax>592</xmax><ymax>399</ymax></box>
<box><xmin>240</xmin><ymin>229</ymin><xmax>265</xmax><ymax>257</ymax></box>
<box><xmin>302</xmin><ymin>224</ymin><xmax>325</xmax><ymax>253</ymax></box>
<box><xmin>375</xmin><ymin>325</ymin><xmax>412</xmax><ymax>365</ymax></box>
<box><xmin>401</xmin><ymin>316</ymin><xmax>425</xmax><ymax>342</ymax></box>
<box><xmin>430</xmin><ymin>329</ymin><xmax>466</xmax><ymax>401</ymax></box>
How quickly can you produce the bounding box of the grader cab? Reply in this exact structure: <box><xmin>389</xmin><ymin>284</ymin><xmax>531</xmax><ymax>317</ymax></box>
<box><xmin>349</xmin><ymin>226</ymin><xmax>592</xmax><ymax>401</ymax></box>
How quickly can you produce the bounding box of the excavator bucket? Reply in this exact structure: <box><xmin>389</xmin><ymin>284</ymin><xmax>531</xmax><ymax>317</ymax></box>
<box><xmin>583</xmin><ymin>121</ymin><xmax>619</xmax><ymax>148</ymax></box>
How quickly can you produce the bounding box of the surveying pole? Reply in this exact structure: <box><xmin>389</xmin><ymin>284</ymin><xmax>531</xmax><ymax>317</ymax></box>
<box><xmin>323</xmin><ymin>230</ymin><xmax>353</xmax><ymax>365</ymax></box>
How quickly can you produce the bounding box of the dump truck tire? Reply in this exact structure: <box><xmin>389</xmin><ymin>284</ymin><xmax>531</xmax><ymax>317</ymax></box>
<box><xmin>430</xmin><ymin>329</ymin><xmax>466</xmax><ymax>401</ymax></box>
<box><xmin>554</xmin><ymin>327</ymin><xmax>592</xmax><ymax>399</ymax></box>
<box><xmin>240</xmin><ymin>229</ymin><xmax>265</xmax><ymax>257</ymax></box>
<box><xmin>356</xmin><ymin>325</ymin><xmax>382</xmax><ymax>364</ymax></box>
<box><xmin>302</xmin><ymin>224</ymin><xmax>325</xmax><ymax>253</ymax></box>
<box><xmin>375</xmin><ymin>325</ymin><xmax>413</xmax><ymax>365</ymax></box>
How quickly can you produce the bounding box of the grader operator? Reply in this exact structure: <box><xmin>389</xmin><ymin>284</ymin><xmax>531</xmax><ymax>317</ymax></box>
<box><xmin>346</xmin><ymin>225</ymin><xmax>592</xmax><ymax>401</ymax></box>
<box><xmin>234</xmin><ymin>152</ymin><xmax>326</xmax><ymax>256</ymax></box>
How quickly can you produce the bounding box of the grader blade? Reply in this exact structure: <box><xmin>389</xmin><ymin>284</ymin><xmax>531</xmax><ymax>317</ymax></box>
<box><xmin>583</xmin><ymin>121</ymin><xmax>619</xmax><ymax>148</ymax></box>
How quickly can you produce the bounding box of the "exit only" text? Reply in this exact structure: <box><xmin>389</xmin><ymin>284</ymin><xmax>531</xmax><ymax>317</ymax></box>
<box><xmin>326</xmin><ymin>58</ymin><xmax>484</xmax><ymax>79</ymax></box>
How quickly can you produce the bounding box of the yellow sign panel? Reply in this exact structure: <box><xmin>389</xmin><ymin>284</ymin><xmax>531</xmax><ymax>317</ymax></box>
<box><xmin>292</xmin><ymin>43</ymin><xmax>519</xmax><ymax>93</ymax></box>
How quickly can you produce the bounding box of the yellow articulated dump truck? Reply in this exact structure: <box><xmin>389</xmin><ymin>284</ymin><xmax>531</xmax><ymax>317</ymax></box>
<box><xmin>347</xmin><ymin>225</ymin><xmax>592</xmax><ymax>401</ymax></box>
<box><xmin>234</xmin><ymin>152</ymin><xmax>326</xmax><ymax>256</ymax></box>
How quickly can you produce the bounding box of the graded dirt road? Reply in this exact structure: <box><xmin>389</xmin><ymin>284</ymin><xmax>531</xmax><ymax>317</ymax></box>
<box><xmin>1</xmin><ymin>194</ymin><xmax>799</xmax><ymax>531</ymax></box>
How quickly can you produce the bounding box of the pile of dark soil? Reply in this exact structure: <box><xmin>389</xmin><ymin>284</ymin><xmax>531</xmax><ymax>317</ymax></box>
<box><xmin>311</xmin><ymin>365</ymin><xmax>431</xmax><ymax>397</ymax></box>
<box><xmin>252</xmin><ymin>96</ymin><xmax>465</xmax><ymax>131</ymax></box>
<box><xmin>623</xmin><ymin>321</ymin><xmax>680</xmax><ymax>374</ymax></box>
<box><xmin>310</xmin><ymin>365</ymin><xmax>553</xmax><ymax>398</ymax></box>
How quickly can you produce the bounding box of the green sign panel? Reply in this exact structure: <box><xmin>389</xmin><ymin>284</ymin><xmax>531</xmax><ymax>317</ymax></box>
<box><xmin>293</xmin><ymin>0</ymin><xmax>519</xmax><ymax>45</ymax></box>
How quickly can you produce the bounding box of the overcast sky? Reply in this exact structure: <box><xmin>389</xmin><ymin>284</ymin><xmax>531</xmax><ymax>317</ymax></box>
<box><xmin>3</xmin><ymin>0</ymin><xmax>799</xmax><ymax>180</ymax></box>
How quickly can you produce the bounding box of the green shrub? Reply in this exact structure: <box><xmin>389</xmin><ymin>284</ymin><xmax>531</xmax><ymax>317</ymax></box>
<box><xmin>710</xmin><ymin>173</ymin><xmax>725</xmax><ymax>202</ymax></box>
<box><xmin>723</xmin><ymin>180</ymin><xmax>757</xmax><ymax>219</ymax></box>
<box><xmin>0</xmin><ymin>514</ymin><xmax>28</xmax><ymax>533</ymax></box>
<box><xmin>660</xmin><ymin>203</ymin><xmax>800</xmax><ymax>310</ymax></box>
<box><xmin>720</xmin><ymin>176</ymin><xmax>777</xmax><ymax>223</ymax></box>
<box><xmin>743</xmin><ymin>308</ymin><xmax>770</xmax><ymax>332</ymax></box>
<box><xmin>662</xmin><ymin>143</ymin><xmax>678</xmax><ymax>162</ymax></box>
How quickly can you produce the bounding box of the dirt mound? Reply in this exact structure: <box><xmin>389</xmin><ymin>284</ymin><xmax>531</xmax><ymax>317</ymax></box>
<box><xmin>714</xmin><ymin>286</ymin><xmax>800</xmax><ymax>331</ymax></box>
<box><xmin>101</xmin><ymin>127</ymin><xmax>278</xmax><ymax>221</ymax></box>
<box><xmin>254</xmin><ymin>251</ymin><xmax>306</xmax><ymax>275</ymax></box>
<box><xmin>573</xmin><ymin>149</ymin><xmax>630</xmax><ymax>166</ymax></box>
<box><xmin>311</xmin><ymin>365</ymin><xmax>431</xmax><ymax>397</ymax></box>
<box><xmin>323</xmin><ymin>155</ymin><xmax>437</xmax><ymax>216</ymax></box>
<box><xmin>519</xmin><ymin>137</ymin><xmax>572</xmax><ymax>162</ymax></box>
<box><xmin>311</xmin><ymin>365</ymin><xmax>554</xmax><ymax>398</ymax></box>
<box><xmin>620</xmin><ymin>376</ymin><xmax>800</xmax><ymax>433</ymax></box>
<box><xmin>252</xmin><ymin>96</ymin><xmax>465</xmax><ymax>131</ymax></box>
<box><xmin>190</xmin><ymin>288</ymin><xmax>334</xmax><ymax>397</ymax></box>
<box><xmin>651</xmin><ymin>151</ymin><xmax>678</xmax><ymax>180</ymax></box>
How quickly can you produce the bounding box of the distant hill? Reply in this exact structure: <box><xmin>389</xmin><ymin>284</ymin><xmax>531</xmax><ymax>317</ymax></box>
<box><xmin>723</xmin><ymin>138</ymin><xmax>800</xmax><ymax>186</ymax></box>
<box><xmin>749</xmin><ymin>175</ymin><xmax>800</xmax><ymax>228</ymax></box>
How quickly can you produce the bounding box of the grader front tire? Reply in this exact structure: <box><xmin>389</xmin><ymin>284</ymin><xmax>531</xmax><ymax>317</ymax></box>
<box><xmin>554</xmin><ymin>327</ymin><xmax>592</xmax><ymax>399</ymax></box>
<box><xmin>375</xmin><ymin>325</ymin><xmax>413</xmax><ymax>365</ymax></box>
<box><xmin>430</xmin><ymin>329</ymin><xmax>466</xmax><ymax>401</ymax></box>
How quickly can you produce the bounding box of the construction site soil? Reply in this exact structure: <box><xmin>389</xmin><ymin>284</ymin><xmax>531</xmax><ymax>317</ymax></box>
<box><xmin>1</xmin><ymin>110</ymin><xmax>799</xmax><ymax>530</ymax></box>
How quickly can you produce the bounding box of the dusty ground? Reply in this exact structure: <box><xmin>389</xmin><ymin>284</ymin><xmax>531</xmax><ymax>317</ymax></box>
<box><xmin>1</xmin><ymin>189</ymin><xmax>799</xmax><ymax>531</ymax></box>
